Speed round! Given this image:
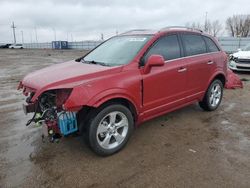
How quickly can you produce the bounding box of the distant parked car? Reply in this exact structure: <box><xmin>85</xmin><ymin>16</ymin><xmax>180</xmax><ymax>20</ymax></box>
<box><xmin>9</xmin><ymin>44</ymin><xmax>24</xmax><ymax>49</ymax></box>
<box><xmin>229</xmin><ymin>44</ymin><xmax>250</xmax><ymax>71</ymax></box>
<box><xmin>0</xmin><ymin>44</ymin><xmax>11</xmax><ymax>48</ymax></box>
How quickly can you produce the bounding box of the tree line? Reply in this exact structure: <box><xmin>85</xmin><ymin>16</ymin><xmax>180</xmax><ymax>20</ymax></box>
<box><xmin>186</xmin><ymin>14</ymin><xmax>250</xmax><ymax>37</ymax></box>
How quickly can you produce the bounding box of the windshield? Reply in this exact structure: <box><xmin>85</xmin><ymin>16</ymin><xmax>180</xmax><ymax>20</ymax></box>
<box><xmin>243</xmin><ymin>44</ymin><xmax>250</xmax><ymax>51</ymax></box>
<box><xmin>83</xmin><ymin>35</ymin><xmax>152</xmax><ymax>66</ymax></box>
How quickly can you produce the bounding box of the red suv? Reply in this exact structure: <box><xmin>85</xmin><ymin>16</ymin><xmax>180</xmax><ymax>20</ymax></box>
<box><xmin>19</xmin><ymin>27</ymin><xmax>227</xmax><ymax>156</ymax></box>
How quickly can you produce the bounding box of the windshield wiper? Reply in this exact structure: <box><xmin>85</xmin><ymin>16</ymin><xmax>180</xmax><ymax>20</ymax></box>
<box><xmin>81</xmin><ymin>59</ymin><xmax>109</xmax><ymax>66</ymax></box>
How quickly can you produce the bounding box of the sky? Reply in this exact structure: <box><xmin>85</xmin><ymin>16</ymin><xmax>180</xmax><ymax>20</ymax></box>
<box><xmin>0</xmin><ymin>0</ymin><xmax>249</xmax><ymax>43</ymax></box>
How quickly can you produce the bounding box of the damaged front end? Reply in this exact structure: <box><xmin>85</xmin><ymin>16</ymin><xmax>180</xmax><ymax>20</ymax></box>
<box><xmin>21</xmin><ymin>86</ymin><xmax>78</xmax><ymax>142</ymax></box>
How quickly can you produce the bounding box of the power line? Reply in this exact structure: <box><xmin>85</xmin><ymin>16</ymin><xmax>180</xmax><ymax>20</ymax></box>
<box><xmin>11</xmin><ymin>21</ymin><xmax>16</xmax><ymax>44</ymax></box>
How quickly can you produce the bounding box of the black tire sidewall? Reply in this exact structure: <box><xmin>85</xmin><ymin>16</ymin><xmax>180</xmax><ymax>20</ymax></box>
<box><xmin>87</xmin><ymin>104</ymin><xmax>134</xmax><ymax>156</ymax></box>
<box><xmin>205</xmin><ymin>79</ymin><xmax>223</xmax><ymax>111</ymax></box>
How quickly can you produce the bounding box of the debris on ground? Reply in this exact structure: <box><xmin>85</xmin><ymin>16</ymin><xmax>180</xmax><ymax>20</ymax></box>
<box><xmin>188</xmin><ymin>149</ymin><xmax>197</xmax><ymax>153</ymax></box>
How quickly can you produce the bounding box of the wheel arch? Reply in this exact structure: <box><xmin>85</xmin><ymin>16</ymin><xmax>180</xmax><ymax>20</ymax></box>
<box><xmin>213</xmin><ymin>73</ymin><xmax>226</xmax><ymax>86</ymax></box>
<box><xmin>96</xmin><ymin>97</ymin><xmax>138</xmax><ymax>123</ymax></box>
<box><xmin>207</xmin><ymin>72</ymin><xmax>226</xmax><ymax>88</ymax></box>
<box><xmin>87</xmin><ymin>89</ymin><xmax>140</xmax><ymax>117</ymax></box>
<box><xmin>77</xmin><ymin>95</ymin><xmax>139</xmax><ymax>133</ymax></box>
<box><xmin>200</xmin><ymin>71</ymin><xmax>226</xmax><ymax>102</ymax></box>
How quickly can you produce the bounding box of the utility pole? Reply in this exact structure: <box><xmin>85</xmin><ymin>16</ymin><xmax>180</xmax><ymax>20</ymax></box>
<box><xmin>11</xmin><ymin>21</ymin><xmax>16</xmax><ymax>44</ymax></box>
<box><xmin>204</xmin><ymin>12</ymin><xmax>208</xmax><ymax>32</ymax></box>
<box><xmin>52</xmin><ymin>28</ymin><xmax>56</xmax><ymax>41</ymax></box>
<box><xmin>30</xmin><ymin>32</ymin><xmax>33</xmax><ymax>43</ymax></box>
<box><xmin>21</xmin><ymin>30</ymin><xmax>24</xmax><ymax>44</ymax></box>
<box><xmin>35</xmin><ymin>27</ymin><xmax>38</xmax><ymax>43</ymax></box>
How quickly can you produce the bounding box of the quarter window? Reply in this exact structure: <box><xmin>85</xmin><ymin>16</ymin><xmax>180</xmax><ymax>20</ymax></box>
<box><xmin>182</xmin><ymin>34</ymin><xmax>207</xmax><ymax>56</ymax></box>
<box><xmin>144</xmin><ymin>35</ymin><xmax>181</xmax><ymax>63</ymax></box>
<box><xmin>203</xmin><ymin>36</ymin><xmax>220</xmax><ymax>52</ymax></box>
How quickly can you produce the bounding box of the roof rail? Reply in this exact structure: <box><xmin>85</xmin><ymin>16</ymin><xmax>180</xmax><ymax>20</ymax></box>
<box><xmin>120</xmin><ymin>29</ymin><xmax>149</xmax><ymax>35</ymax></box>
<box><xmin>160</xmin><ymin>26</ymin><xmax>203</xmax><ymax>33</ymax></box>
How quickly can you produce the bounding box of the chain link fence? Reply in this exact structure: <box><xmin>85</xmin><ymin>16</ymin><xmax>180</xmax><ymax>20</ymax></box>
<box><xmin>7</xmin><ymin>37</ymin><xmax>250</xmax><ymax>53</ymax></box>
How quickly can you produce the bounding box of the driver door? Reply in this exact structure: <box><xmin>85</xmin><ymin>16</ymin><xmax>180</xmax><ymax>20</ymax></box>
<box><xmin>141</xmin><ymin>34</ymin><xmax>188</xmax><ymax>119</ymax></box>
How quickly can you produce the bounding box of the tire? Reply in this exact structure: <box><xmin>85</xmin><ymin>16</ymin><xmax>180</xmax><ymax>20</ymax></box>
<box><xmin>199</xmin><ymin>79</ymin><xmax>223</xmax><ymax>111</ymax></box>
<box><xmin>85</xmin><ymin>104</ymin><xmax>134</xmax><ymax>156</ymax></box>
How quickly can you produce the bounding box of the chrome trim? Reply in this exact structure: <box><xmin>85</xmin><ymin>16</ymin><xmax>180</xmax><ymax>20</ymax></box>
<box><xmin>164</xmin><ymin>51</ymin><xmax>221</xmax><ymax>63</ymax></box>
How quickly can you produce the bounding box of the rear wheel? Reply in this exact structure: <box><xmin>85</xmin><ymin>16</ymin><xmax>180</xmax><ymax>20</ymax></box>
<box><xmin>199</xmin><ymin>79</ymin><xmax>223</xmax><ymax>111</ymax></box>
<box><xmin>85</xmin><ymin>104</ymin><xmax>134</xmax><ymax>156</ymax></box>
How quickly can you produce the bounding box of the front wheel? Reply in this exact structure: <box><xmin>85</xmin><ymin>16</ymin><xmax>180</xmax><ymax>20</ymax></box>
<box><xmin>86</xmin><ymin>104</ymin><xmax>134</xmax><ymax>156</ymax></box>
<box><xmin>199</xmin><ymin>79</ymin><xmax>223</xmax><ymax>111</ymax></box>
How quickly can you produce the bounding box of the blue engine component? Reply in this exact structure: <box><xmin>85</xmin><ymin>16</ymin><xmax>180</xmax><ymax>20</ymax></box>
<box><xmin>58</xmin><ymin>112</ymin><xmax>78</xmax><ymax>136</ymax></box>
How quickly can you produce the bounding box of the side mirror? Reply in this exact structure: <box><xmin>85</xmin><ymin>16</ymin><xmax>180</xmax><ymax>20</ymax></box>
<box><xmin>144</xmin><ymin>55</ymin><xmax>165</xmax><ymax>74</ymax></box>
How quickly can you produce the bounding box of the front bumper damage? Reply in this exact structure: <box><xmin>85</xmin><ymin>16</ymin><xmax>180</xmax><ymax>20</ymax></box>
<box><xmin>19</xmin><ymin>83</ymin><xmax>79</xmax><ymax>142</ymax></box>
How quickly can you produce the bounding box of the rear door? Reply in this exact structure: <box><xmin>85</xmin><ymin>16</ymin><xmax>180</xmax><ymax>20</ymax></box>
<box><xmin>203</xmin><ymin>36</ymin><xmax>222</xmax><ymax>76</ymax></box>
<box><xmin>181</xmin><ymin>33</ymin><xmax>211</xmax><ymax>100</ymax></box>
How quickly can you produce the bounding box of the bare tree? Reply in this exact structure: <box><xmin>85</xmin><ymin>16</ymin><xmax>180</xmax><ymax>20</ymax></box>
<box><xmin>226</xmin><ymin>15</ymin><xmax>250</xmax><ymax>37</ymax></box>
<box><xmin>186</xmin><ymin>20</ymin><xmax>222</xmax><ymax>37</ymax></box>
<box><xmin>205</xmin><ymin>20</ymin><xmax>212</xmax><ymax>34</ymax></box>
<box><xmin>185</xmin><ymin>22</ymin><xmax>203</xmax><ymax>30</ymax></box>
<box><xmin>211</xmin><ymin>20</ymin><xmax>222</xmax><ymax>37</ymax></box>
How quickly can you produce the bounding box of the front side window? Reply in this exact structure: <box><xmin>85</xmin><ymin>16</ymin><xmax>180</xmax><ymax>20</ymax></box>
<box><xmin>182</xmin><ymin>34</ymin><xmax>206</xmax><ymax>56</ymax></box>
<box><xmin>143</xmin><ymin>35</ymin><xmax>181</xmax><ymax>64</ymax></box>
<box><xmin>83</xmin><ymin>35</ymin><xmax>152</xmax><ymax>66</ymax></box>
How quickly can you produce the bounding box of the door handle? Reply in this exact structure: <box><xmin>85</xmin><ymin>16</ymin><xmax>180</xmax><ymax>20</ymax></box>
<box><xmin>207</xmin><ymin>61</ymin><xmax>214</xmax><ymax>65</ymax></box>
<box><xmin>178</xmin><ymin>67</ymin><xmax>187</xmax><ymax>73</ymax></box>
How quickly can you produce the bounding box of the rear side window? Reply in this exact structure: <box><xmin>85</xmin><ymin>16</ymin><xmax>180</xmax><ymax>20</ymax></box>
<box><xmin>203</xmin><ymin>36</ymin><xmax>220</xmax><ymax>52</ymax></box>
<box><xmin>144</xmin><ymin>35</ymin><xmax>181</xmax><ymax>62</ymax></box>
<box><xmin>182</xmin><ymin>34</ymin><xmax>206</xmax><ymax>56</ymax></box>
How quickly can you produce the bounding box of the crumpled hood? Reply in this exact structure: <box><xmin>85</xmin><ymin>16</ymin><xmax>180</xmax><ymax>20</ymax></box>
<box><xmin>232</xmin><ymin>51</ymin><xmax>250</xmax><ymax>59</ymax></box>
<box><xmin>21</xmin><ymin>60</ymin><xmax>122</xmax><ymax>91</ymax></box>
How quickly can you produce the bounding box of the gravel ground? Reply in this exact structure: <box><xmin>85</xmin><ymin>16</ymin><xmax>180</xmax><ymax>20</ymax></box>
<box><xmin>0</xmin><ymin>49</ymin><xmax>250</xmax><ymax>188</ymax></box>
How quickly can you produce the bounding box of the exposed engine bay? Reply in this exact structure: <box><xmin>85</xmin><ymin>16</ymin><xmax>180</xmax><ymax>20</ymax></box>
<box><xmin>23</xmin><ymin>89</ymin><xmax>78</xmax><ymax>142</ymax></box>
